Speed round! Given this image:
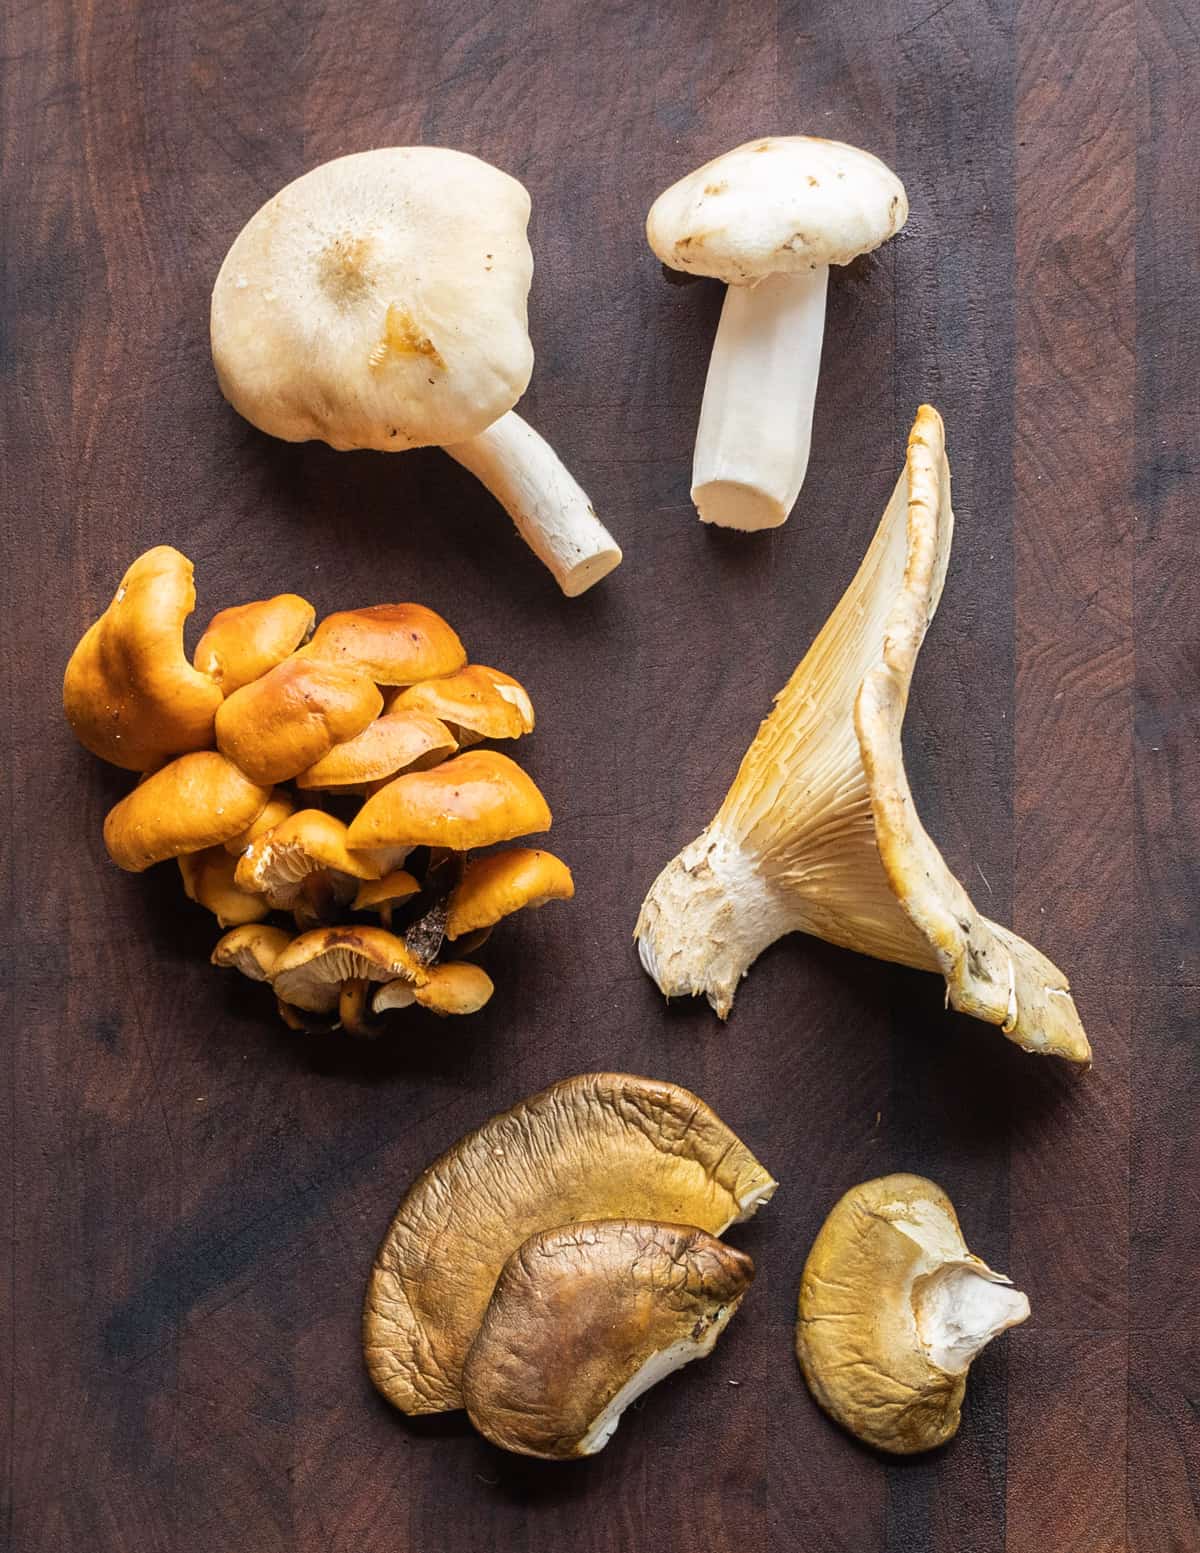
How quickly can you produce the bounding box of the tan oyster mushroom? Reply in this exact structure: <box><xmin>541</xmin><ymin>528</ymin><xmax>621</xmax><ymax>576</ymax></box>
<box><xmin>215</xmin><ymin>656</ymin><xmax>382</xmax><ymax>785</ymax></box>
<box><xmin>234</xmin><ymin>810</ymin><xmax>381</xmax><ymax>926</ymax></box>
<box><xmin>179</xmin><ymin>847</ymin><xmax>270</xmax><ymax>928</ymax></box>
<box><xmin>296</xmin><ymin>710</ymin><xmax>456</xmax><ymax>793</ymax></box>
<box><xmin>103</xmin><ymin>752</ymin><xmax>271</xmax><ymax>872</ymax></box>
<box><xmin>796</xmin><ymin>1174</ymin><xmax>1029</xmax><ymax>1454</ymax></box>
<box><xmin>347</xmin><ymin>749</ymin><xmax>551</xmax><ymax>855</ymax></box>
<box><xmin>648</xmin><ymin>137</ymin><xmax>907</xmax><ymax>530</ymax></box>
<box><xmin>363</xmin><ymin>1071</ymin><xmax>776</xmax><ymax>1415</ymax></box>
<box><xmin>636</xmin><ymin>406</ymin><xmax>1090</xmax><ymax>1064</ymax></box>
<box><xmin>446</xmin><ymin>848</ymin><xmax>574</xmax><ymax>939</ymax></box>
<box><xmin>63</xmin><ymin>546</ymin><xmax>224</xmax><ymax>771</ymax></box>
<box><xmin>211</xmin><ymin>148</ymin><xmax>621</xmax><ymax>595</ymax></box>
<box><xmin>211</xmin><ymin>923</ymin><xmax>294</xmax><ymax>981</ymax></box>
<box><xmin>463</xmin><ymin>1220</ymin><xmax>754</xmax><ymax>1459</ymax></box>
<box><xmin>193</xmin><ymin>593</ymin><xmax>315</xmax><ymax>693</ymax></box>
<box><xmin>386</xmin><ymin>664</ymin><xmax>532</xmax><ymax>746</ymax></box>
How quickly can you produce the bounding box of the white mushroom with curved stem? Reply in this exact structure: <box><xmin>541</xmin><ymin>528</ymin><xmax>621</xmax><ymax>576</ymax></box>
<box><xmin>647</xmin><ymin>136</ymin><xmax>907</xmax><ymax>530</ymax></box>
<box><xmin>211</xmin><ymin>147</ymin><xmax>622</xmax><ymax>596</ymax></box>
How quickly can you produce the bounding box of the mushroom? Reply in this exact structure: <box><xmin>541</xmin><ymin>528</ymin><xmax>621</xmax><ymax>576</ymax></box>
<box><xmin>271</xmin><ymin>925</ymin><xmax>428</xmax><ymax>1036</ymax></box>
<box><xmin>221</xmin><ymin>787</ymin><xmax>294</xmax><ymax>855</ymax></box>
<box><xmin>647</xmin><ymin>137</ymin><xmax>907</xmax><ymax>530</ymax></box>
<box><xmin>635</xmin><ymin>406</ymin><xmax>1090</xmax><ymax>1063</ymax></box>
<box><xmin>346</xmin><ymin>749</ymin><xmax>551</xmax><ymax>856</ymax></box>
<box><xmin>211</xmin><ymin>148</ymin><xmax>622</xmax><ymax>596</ymax></box>
<box><xmin>462</xmin><ymin>1220</ymin><xmax>755</xmax><ymax>1459</ymax></box>
<box><xmin>796</xmin><ymin>1174</ymin><xmax>1029</xmax><ymax>1454</ymax></box>
<box><xmin>446</xmin><ymin>847</ymin><xmax>574</xmax><ymax>940</ymax></box>
<box><xmin>363</xmin><ymin>1071</ymin><xmax>776</xmax><ymax>1414</ymax></box>
<box><xmin>215</xmin><ymin>656</ymin><xmax>382</xmax><ymax>784</ymax></box>
<box><xmin>211</xmin><ymin>923</ymin><xmax>294</xmax><ymax>981</ymax></box>
<box><xmin>296</xmin><ymin>710</ymin><xmax>456</xmax><ymax>793</ymax></box>
<box><xmin>234</xmin><ymin>809</ymin><xmax>382</xmax><ymax>926</ymax></box>
<box><xmin>193</xmin><ymin>593</ymin><xmax>316</xmax><ymax>693</ymax></box>
<box><xmin>352</xmin><ymin>870</ymin><xmax>421</xmax><ymax>930</ymax></box>
<box><xmin>372</xmin><ymin>960</ymin><xmax>494</xmax><ymax>1018</ymax></box>
<box><xmin>178</xmin><ymin>847</ymin><xmax>271</xmax><ymax>927</ymax></box>
<box><xmin>103</xmin><ymin>752</ymin><xmax>271</xmax><ymax>872</ymax></box>
<box><xmin>63</xmin><ymin>546</ymin><xmax>224</xmax><ymax>771</ymax></box>
<box><xmin>386</xmin><ymin>664</ymin><xmax>533</xmax><ymax>747</ymax></box>
<box><xmin>298</xmin><ymin>603</ymin><xmax>466</xmax><ymax>686</ymax></box>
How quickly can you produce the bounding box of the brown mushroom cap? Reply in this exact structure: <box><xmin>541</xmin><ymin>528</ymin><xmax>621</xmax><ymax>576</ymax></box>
<box><xmin>363</xmin><ymin>1071</ymin><xmax>777</xmax><ymax>1414</ymax></box>
<box><xmin>296</xmin><ymin>710</ymin><xmax>457</xmax><ymax>791</ymax></box>
<box><xmin>352</xmin><ymin>870</ymin><xmax>422</xmax><ymax>913</ymax></box>
<box><xmin>63</xmin><ymin>546</ymin><xmax>225</xmax><ymax>771</ymax></box>
<box><xmin>386</xmin><ymin>664</ymin><xmax>532</xmax><ymax>743</ymax></box>
<box><xmin>446</xmin><ymin>848</ymin><xmax>574</xmax><ymax>939</ymax></box>
<box><xmin>463</xmin><ymin>1220</ymin><xmax>755</xmax><ymax>1459</ymax></box>
<box><xmin>179</xmin><ymin>847</ymin><xmax>270</xmax><ymax>928</ymax></box>
<box><xmin>222</xmin><ymin>788</ymin><xmax>295</xmax><ymax>855</ymax></box>
<box><xmin>412</xmin><ymin>961</ymin><xmax>494</xmax><ymax>1015</ymax></box>
<box><xmin>347</xmin><ymin>749</ymin><xmax>551</xmax><ymax>854</ymax></box>
<box><xmin>193</xmin><ymin>594</ymin><xmax>316</xmax><ymax>693</ymax></box>
<box><xmin>302</xmin><ymin>604</ymin><xmax>466</xmax><ymax>685</ymax></box>
<box><xmin>103</xmin><ymin>752</ymin><xmax>271</xmax><ymax>872</ymax></box>
<box><xmin>211</xmin><ymin>923</ymin><xmax>294</xmax><ymax>980</ymax></box>
<box><xmin>234</xmin><ymin>810</ymin><xmax>382</xmax><ymax>910</ymax></box>
<box><xmin>272</xmin><ymin>925</ymin><xmax>428</xmax><ymax>1012</ymax></box>
<box><xmin>215</xmin><ymin>657</ymin><xmax>382</xmax><ymax>784</ymax></box>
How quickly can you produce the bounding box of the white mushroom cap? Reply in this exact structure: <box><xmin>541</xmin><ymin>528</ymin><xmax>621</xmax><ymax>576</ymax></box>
<box><xmin>211</xmin><ymin>147</ymin><xmax>534</xmax><ymax>451</ymax></box>
<box><xmin>647</xmin><ymin>136</ymin><xmax>907</xmax><ymax>284</ymax></box>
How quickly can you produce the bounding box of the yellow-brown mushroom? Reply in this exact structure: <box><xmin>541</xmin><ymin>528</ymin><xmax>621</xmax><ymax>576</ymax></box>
<box><xmin>103</xmin><ymin>752</ymin><xmax>271</xmax><ymax>872</ymax></box>
<box><xmin>193</xmin><ymin>593</ymin><xmax>316</xmax><ymax>693</ymax></box>
<box><xmin>215</xmin><ymin>657</ymin><xmax>382</xmax><ymax>785</ymax></box>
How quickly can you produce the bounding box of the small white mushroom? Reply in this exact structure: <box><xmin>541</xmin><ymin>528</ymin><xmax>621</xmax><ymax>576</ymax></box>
<box><xmin>647</xmin><ymin>136</ymin><xmax>908</xmax><ymax>530</ymax></box>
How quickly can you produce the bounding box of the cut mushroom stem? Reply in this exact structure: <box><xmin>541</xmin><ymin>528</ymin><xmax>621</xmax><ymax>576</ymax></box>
<box><xmin>444</xmin><ymin>412</ymin><xmax>623</xmax><ymax>597</ymax></box>
<box><xmin>691</xmin><ymin>267</ymin><xmax>828</xmax><ymax>531</ymax></box>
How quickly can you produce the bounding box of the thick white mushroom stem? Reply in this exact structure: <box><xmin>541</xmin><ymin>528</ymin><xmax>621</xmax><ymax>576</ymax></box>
<box><xmin>444</xmin><ymin>411</ymin><xmax>623</xmax><ymax>597</ymax></box>
<box><xmin>913</xmin><ymin>1262</ymin><xmax>1031</xmax><ymax>1374</ymax></box>
<box><xmin>691</xmin><ymin>266</ymin><xmax>829</xmax><ymax>531</ymax></box>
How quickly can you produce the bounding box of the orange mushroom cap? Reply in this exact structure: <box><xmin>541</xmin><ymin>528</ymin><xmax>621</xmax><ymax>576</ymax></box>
<box><xmin>103</xmin><ymin>751</ymin><xmax>271</xmax><ymax>872</ymax></box>
<box><xmin>296</xmin><ymin>710</ymin><xmax>456</xmax><ymax>792</ymax></box>
<box><xmin>386</xmin><ymin>664</ymin><xmax>533</xmax><ymax>743</ymax></box>
<box><xmin>301</xmin><ymin>603</ymin><xmax>466</xmax><ymax>685</ymax></box>
<box><xmin>63</xmin><ymin>546</ymin><xmax>224</xmax><ymax>771</ymax></box>
<box><xmin>215</xmin><ymin>657</ymin><xmax>382</xmax><ymax>784</ymax></box>
<box><xmin>272</xmin><ymin>926</ymin><xmax>429</xmax><ymax>1013</ymax></box>
<box><xmin>234</xmin><ymin>809</ymin><xmax>382</xmax><ymax>910</ymax></box>
<box><xmin>446</xmin><ymin>848</ymin><xmax>574</xmax><ymax>939</ymax></box>
<box><xmin>194</xmin><ymin>594</ymin><xmax>316</xmax><ymax>693</ymax></box>
<box><xmin>347</xmin><ymin>750</ymin><xmax>551</xmax><ymax>853</ymax></box>
<box><xmin>222</xmin><ymin>788</ymin><xmax>295</xmax><ymax>855</ymax></box>
<box><xmin>179</xmin><ymin>847</ymin><xmax>271</xmax><ymax>927</ymax></box>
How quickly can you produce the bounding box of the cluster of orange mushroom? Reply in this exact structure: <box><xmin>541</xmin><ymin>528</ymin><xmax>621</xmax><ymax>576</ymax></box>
<box><xmin>63</xmin><ymin>546</ymin><xmax>574</xmax><ymax>1032</ymax></box>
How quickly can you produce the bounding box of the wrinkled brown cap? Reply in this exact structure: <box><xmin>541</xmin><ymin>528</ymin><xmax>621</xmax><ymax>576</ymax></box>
<box><xmin>63</xmin><ymin>546</ymin><xmax>224</xmax><ymax>771</ymax></box>
<box><xmin>302</xmin><ymin>604</ymin><xmax>466</xmax><ymax>685</ymax></box>
<box><xmin>347</xmin><ymin>749</ymin><xmax>551</xmax><ymax>854</ymax></box>
<box><xmin>103</xmin><ymin>752</ymin><xmax>271</xmax><ymax>872</ymax></box>
<box><xmin>363</xmin><ymin>1072</ymin><xmax>777</xmax><ymax>1414</ymax></box>
<box><xmin>446</xmin><ymin>847</ymin><xmax>574</xmax><ymax>939</ymax></box>
<box><xmin>463</xmin><ymin>1220</ymin><xmax>755</xmax><ymax>1459</ymax></box>
<box><xmin>194</xmin><ymin>594</ymin><xmax>316</xmax><ymax>693</ymax></box>
<box><xmin>215</xmin><ymin>657</ymin><xmax>382</xmax><ymax>784</ymax></box>
<box><xmin>179</xmin><ymin>846</ymin><xmax>270</xmax><ymax>927</ymax></box>
<box><xmin>296</xmin><ymin>710</ymin><xmax>456</xmax><ymax>791</ymax></box>
<box><xmin>272</xmin><ymin>925</ymin><xmax>428</xmax><ymax>1013</ymax></box>
<box><xmin>387</xmin><ymin>664</ymin><xmax>532</xmax><ymax>743</ymax></box>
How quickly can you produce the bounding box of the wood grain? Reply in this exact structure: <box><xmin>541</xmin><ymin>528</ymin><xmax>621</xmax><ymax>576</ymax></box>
<box><xmin>2</xmin><ymin>2</ymin><xmax>1196</xmax><ymax>1550</ymax></box>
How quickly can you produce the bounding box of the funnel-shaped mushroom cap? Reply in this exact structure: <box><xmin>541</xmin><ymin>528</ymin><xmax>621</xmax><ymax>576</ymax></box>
<box><xmin>412</xmin><ymin>961</ymin><xmax>494</xmax><ymax>1015</ymax></box>
<box><xmin>211</xmin><ymin>924</ymin><xmax>294</xmax><ymax>981</ymax></box>
<box><xmin>796</xmin><ymin>1174</ymin><xmax>1030</xmax><ymax>1454</ymax></box>
<box><xmin>103</xmin><ymin>752</ymin><xmax>271</xmax><ymax>872</ymax></box>
<box><xmin>301</xmin><ymin>604</ymin><xmax>466</xmax><ymax>685</ymax></box>
<box><xmin>463</xmin><ymin>1220</ymin><xmax>754</xmax><ymax>1459</ymax></box>
<box><xmin>215</xmin><ymin>657</ymin><xmax>382</xmax><ymax>785</ymax></box>
<box><xmin>179</xmin><ymin>847</ymin><xmax>270</xmax><ymax>927</ymax></box>
<box><xmin>297</xmin><ymin>710</ymin><xmax>456</xmax><ymax>791</ymax></box>
<box><xmin>63</xmin><ymin>546</ymin><xmax>225</xmax><ymax>771</ymax></box>
<box><xmin>211</xmin><ymin>148</ymin><xmax>534</xmax><ymax>452</ymax></box>
<box><xmin>234</xmin><ymin>809</ymin><xmax>381</xmax><ymax>910</ymax></box>
<box><xmin>347</xmin><ymin>749</ymin><xmax>551</xmax><ymax>854</ymax></box>
<box><xmin>194</xmin><ymin>594</ymin><xmax>316</xmax><ymax>693</ymax></box>
<box><xmin>636</xmin><ymin>406</ymin><xmax>1090</xmax><ymax>1064</ymax></box>
<box><xmin>272</xmin><ymin>925</ymin><xmax>428</xmax><ymax>1013</ymax></box>
<box><xmin>363</xmin><ymin>1071</ymin><xmax>777</xmax><ymax>1414</ymax></box>
<box><xmin>222</xmin><ymin>788</ymin><xmax>294</xmax><ymax>855</ymax></box>
<box><xmin>446</xmin><ymin>848</ymin><xmax>574</xmax><ymax>939</ymax></box>
<box><xmin>647</xmin><ymin>136</ymin><xmax>907</xmax><ymax>285</ymax></box>
<box><xmin>387</xmin><ymin>664</ymin><xmax>532</xmax><ymax>743</ymax></box>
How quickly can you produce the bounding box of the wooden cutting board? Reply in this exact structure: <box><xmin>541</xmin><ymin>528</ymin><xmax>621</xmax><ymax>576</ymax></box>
<box><xmin>3</xmin><ymin>1</ymin><xmax>1194</xmax><ymax>1550</ymax></box>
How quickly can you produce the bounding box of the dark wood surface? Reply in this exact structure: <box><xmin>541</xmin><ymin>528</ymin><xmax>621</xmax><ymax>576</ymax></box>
<box><xmin>2</xmin><ymin>1</ymin><xmax>1196</xmax><ymax>1549</ymax></box>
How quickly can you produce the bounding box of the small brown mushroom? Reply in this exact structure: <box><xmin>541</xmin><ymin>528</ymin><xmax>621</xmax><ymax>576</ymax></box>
<box><xmin>300</xmin><ymin>603</ymin><xmax>466</xmax><ymax>685</ymax></box>
<box><xmin>446</xmin><ymin>848</ymin><xmax>574</xmax><ymax>940</ymax></box>
<box><xmin>215</xmin><ymin>657</ymin><xmax>382</xmax><ymax>785</ymax></box>
<box><xmin>347</xmin><ymin>750</ymin><xmax>551</xmax><ymax>856</ymax></box>
<box><xmin>103</xmin><ymin>752</ymin><xmax>271</xmax><ymax>872</ymax></box>
<box><xmin>386</xmin><ymin>664</ymin><xmax>533</xmax><ymax>746</ymax></box>
<box><xmin>296</xmin><ymin>710</ymin><xmax>456</xmax><ymax>793</ymax></box>
<box><xmin>271</xmin><ymin>925</ymin><xmax>428</xmax><ymax>1023</ymax></box>
<box><xmin>178</xmin><ymin>847</ymin><xmax>270</xmax><ymax>927</ymax></box>
<box><xmin>193</xmin><ymin>593</ymin><xmax>316</xmax><ymax>693</ymax></box>
<box><xmin>211</xmin><ymin>923</ymin><xmax>294</xmax><ymax>980</ymax></box>
<box><xmin>234</xmin><ymin>810</ymin><xmax>381</xmax><ymax>927</ymax></box>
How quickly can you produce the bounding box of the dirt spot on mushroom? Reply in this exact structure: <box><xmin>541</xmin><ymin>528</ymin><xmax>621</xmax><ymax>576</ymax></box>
<box><xmin>317</xmin><ymin>234</ymin><xmax>374</xmax><ymax>303</ymax></box>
